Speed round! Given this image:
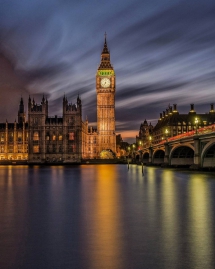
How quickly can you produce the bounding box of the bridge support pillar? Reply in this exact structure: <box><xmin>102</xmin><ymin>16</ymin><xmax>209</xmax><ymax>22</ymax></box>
<box><xmin>194</xmin><ymin>135</ymin><xmax>201</xmax><ymax>167</ymax></box>
<box><xmin>149</xmin><ymin>146</ymin><xmax>153</xmax><ymax>164</ymax></box>
<box><xmin>164</xmin><ymin>142</ymin><xmax>170</xmax><ymax>165</ymax></box>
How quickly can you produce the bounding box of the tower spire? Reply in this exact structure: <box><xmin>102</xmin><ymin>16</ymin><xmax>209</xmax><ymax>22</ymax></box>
<box><xmin>102</xmin><ymin>32</ymin><xmax>109</xmax><ymax>54</ymax></box>
<box><xmin>99</xmin><ymin>33</ymin><xmax>113</xmax><ymax>69</ymax></box>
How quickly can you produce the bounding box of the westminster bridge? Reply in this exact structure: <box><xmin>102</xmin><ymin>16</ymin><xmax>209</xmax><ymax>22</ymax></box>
<box><xmin>137</xmin><ymin>124</ymin><xmax>215</xmax><ymax>169</ymax></box>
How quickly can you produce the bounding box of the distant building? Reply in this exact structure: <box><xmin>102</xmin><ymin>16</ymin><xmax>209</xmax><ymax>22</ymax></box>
<box><xmin>136</xmin><ymin>119</ymin><xmax>153</xmax><ymax>149</ymax></box>
<box><xmin>116</xmin><ymin>134</ymin><xmax>128</xmax><ymax>157</ymax></box>
<box><xmin>153</xmin><ymin>104</ymin><xmax>215</xmax><ymax>144</ymax></box>
<box><xmin>0</xmin><ymin>98</ymin><xmax>28</xmax><ymax>161</ymax></box>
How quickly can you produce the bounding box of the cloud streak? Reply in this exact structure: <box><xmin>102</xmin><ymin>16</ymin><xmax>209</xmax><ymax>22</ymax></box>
<box><xmin>0</xmin><ymin>0</ymin><xmax>215</xmax><ymax>142</ymax></box>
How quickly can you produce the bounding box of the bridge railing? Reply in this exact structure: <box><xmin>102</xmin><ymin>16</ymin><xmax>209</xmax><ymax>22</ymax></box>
<box><xmin>156</xmin><ymin>124</ymin><xmax>215</xmax><ymax>146</ymax></box>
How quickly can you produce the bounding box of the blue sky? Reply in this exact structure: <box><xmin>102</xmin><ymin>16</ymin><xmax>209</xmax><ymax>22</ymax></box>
<box><xmin>0</xmin><ymin>0</ymin><xmax>215</xmax><ymax>142</ymax></box>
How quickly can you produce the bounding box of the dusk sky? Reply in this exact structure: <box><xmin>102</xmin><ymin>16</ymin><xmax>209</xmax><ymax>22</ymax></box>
<box><xmin>0</xmin><ymin>0</ymin><xmax>215</xmax><ymax>142</ymax></box>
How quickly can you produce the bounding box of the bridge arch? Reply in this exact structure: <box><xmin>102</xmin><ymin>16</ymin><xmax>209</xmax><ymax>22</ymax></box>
<box><xmin>142</xmin><ymin>151</ymin><xmax>149</xmax><ymax>164</ymax></box>
<box><xmin>201</xmin><ymin>139</ymin><xmax>215</xmax><ymax>167</ymax></box>
<box><xmin>170</xmin><ymin>144</ymin><xmax>194</xmax><ymax>166</ymax></box>
<box><xmin>153</xmin><ymin>149</ymin><xmax>165</xmax><ymax>164</ymax></box>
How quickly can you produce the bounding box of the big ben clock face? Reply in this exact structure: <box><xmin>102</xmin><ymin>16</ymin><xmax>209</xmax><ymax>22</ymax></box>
<box><xmin>101</xmin><ymin>78</ymin><xmax>110</xmax><ymax>88</ymax></box>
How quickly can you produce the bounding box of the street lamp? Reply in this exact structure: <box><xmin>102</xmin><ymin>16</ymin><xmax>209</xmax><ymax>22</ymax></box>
<box><xmin>195</xmin><ymin>117</ymin><xmax>199</xmax><ymax>134</ymax></box>
<box><xmin>165</xmin><ymin>129</ymin><xmax>169</xmax><ymax>141</ymax></box>
<box><xmin>149</xmin><ymin>136</ymin><xmax>152</xmax><ymax>146</ymax></box>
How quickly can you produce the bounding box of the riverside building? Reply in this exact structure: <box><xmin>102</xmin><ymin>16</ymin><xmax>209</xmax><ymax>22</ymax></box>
<box><xmin>0</xmin><ymin>36</ymin><xmax>116</xmax><ymax>163</ymax></box>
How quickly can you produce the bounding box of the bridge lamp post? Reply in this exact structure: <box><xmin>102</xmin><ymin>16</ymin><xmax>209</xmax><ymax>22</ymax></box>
<box><xmin>165</xmin><ymin>129</ymin><xmax>169</xmax><ymax>142</ymax></box>
<box><xmin>149</xmin><ymin>136</ymin><xmax>152</xmax><ymax>146</ymax></box>
<box><xmin>195</xmin><ymin>117</ymin><xmax>199</xmax><ymax>134</ymax></box>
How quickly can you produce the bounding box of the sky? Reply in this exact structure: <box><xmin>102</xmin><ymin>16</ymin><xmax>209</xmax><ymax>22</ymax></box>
<box><xmin>0</xmin><ymin>0</ymin><xmax>215</xmax><ymax>142</ymax></box>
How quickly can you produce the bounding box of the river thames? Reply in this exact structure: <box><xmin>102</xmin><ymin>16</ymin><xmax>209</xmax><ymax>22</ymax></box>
<box><xmin>0</xmin><ymin>165</ymin><xmax>215</xmax><ymax>269</ymax></box>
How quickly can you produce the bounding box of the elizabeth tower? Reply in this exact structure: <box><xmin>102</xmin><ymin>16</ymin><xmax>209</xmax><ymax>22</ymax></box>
<box><xmin>96</xmin><ymin>34</ymin><xmax>116</xmax><ymax>154</ymax></box>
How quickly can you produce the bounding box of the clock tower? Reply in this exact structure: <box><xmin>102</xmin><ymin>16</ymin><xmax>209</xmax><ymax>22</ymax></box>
<box><xmin>96</xmin><ymin>34</ymin><xmax>116</xmax><ymax>155</ymax></box>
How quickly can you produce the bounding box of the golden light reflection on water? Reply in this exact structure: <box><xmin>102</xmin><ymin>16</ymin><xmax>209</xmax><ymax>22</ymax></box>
<box><xmin>160</xmin><ymin>170</ymin><xmax>179</xmax><ymax>267</ymax></box>
<box><xmin>81</xmin><ymin>165</ymin><xmax>125</xmax><ymax>269</ymax></box>
<box><xmin>188</xmin><ymin>174</ymin><xmax>213</xmax><ymax>269</ymax></box>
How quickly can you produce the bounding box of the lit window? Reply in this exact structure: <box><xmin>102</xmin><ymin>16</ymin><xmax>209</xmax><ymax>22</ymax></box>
<box><xmin>33</xmin><ymin>145</ymin><xmax>39</xmax><ymax>153</ymax></box>
<box><xmin>69</xmin><ymin>132</ymin><xmax>75</xmax><ymax>140</ymax></box>
<box><xmin>53</xmin><ymin>135</ymin><xmax>56</xmax><ymax>141</ymax></box>
<box><xmin>33</xmin><ymin>131</ymin><xmax>39</xmax><ymax>141</ymax></box>
<box><xmin>59</xmin><ymin>135</ymin><xmax>63</xmax><ymax>141</ymax></box>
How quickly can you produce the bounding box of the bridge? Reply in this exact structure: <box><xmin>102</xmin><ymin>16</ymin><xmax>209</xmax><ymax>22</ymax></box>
<box><xmin>138</xmin><ymin>124</ymin><xmax>215</xmax><ymax>169</ymax></box>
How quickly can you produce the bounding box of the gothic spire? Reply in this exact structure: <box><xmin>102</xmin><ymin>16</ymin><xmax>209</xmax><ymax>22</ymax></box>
<box><xmin>102</xmin><ymin>32</ymin><xmax>109</xmax><ymax>54</ymax></box>
<box><xmin>98</xmin><ymin>33</ymin><xmax>113</xmax><ymax>70</ymax></box>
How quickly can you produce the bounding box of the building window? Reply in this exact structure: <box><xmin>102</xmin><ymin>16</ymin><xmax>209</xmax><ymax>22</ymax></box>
<box><xmin>33</xmin><ymin>131</ymin><xmax>39</xmax><ymax>141</ymax></box>
<box><xmin>33</xmin><ymin>145</ymin><xmax>39</xmax><ymax>153</ymax></box>
<box><xmin>69</xmin><ymin>145</ymin><xmax>73</xmax><ymax>153</ymax></box>
<box><xmin>53</xmin><ymin>135</ymin><xmax>56</xmax><ymax>141</ymax></box>
<box><xmin>1</xmin><ymin>133</ymin><xmax>4</xmax><ymax>142</ymax></box>
<box><xmin>9</xmin><ymin>132</ymin><xmax>13</xmax><ymax>142</ymax></box>
<box><xmin>9</xmin><ymin>145</ymin><xmax>13</xmax><ymax>153</ymax></box>
<box><xmin>69</xmin><ymin>132</ymin><xmax>75</xmax><ymax>140</ymax></box>
<box><xmin>18</xmin><ymin>132</ymin><xmax>22</xmax><ymax>142</ymax></box>
<box><xmin>59</xmin><ymin>135</ymin><xmax>63</xmax><ymax>141</ymax></box>
<box><xmin>53</xmin><ymin>145</ymin><xmax>56</xmax><ymax>153</ymax></box>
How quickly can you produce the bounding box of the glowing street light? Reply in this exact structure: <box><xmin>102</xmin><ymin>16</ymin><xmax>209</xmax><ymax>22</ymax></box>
<box><xmin>195</xmin><ymin>117</ymin><xmax>199</xmax><ymax>134</ymax></box>
<box><xmin>165</xmin><ymin>128</ymin><xmax>169</xmax><ymax>141</ymax></box>
<box><xmin>149</xmin><ymin>136</ymin><xmax>152</xmax><ymax>146</ymax></box>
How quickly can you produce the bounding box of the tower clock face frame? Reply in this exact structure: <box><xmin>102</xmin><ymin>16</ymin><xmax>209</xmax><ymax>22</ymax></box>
<box><xmin>100</xmin><ymin>78</ymin><xmax>110</xmax><ymax>88</ymax></box>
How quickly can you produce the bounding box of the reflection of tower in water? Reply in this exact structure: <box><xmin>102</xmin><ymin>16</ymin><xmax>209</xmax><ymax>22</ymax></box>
<box><xmin>80</xmin><ymin>165</ymin><xmax>126</xmax><ymax>269</ymax></box>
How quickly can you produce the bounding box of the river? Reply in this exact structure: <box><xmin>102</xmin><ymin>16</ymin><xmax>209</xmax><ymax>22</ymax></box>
<box><xmin>0</xmin><ymin>165</ymin><xmax>215</xmax><ymax>269</ymax></box>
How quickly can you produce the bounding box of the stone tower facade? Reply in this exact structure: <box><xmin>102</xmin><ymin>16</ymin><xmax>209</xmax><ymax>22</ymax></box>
<box><xmin>28</xmin><ymin>95</ymin><xmax>82</xmax><ymax>163</ymax></box>
<box><xmin>96</xmin><ymin>34</ymin><xmax>116</xmax><ymax>154</ymax></box>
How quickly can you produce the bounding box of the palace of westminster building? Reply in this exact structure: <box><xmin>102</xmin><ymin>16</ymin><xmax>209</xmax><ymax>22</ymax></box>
<box><xmin>0</xmin><ymin>36</ymin><xmax>116</xmax><ymax>163</ymax></box>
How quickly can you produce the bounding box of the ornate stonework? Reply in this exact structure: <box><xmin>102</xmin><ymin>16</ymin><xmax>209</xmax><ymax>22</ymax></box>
<box><xmin>96</xmin><ymin>35</ymin><xmax>116</xmax><ymax>155</ymax></box>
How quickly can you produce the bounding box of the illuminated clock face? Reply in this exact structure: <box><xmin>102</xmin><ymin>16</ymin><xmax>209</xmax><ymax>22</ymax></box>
<box><xmin>101</xmin><ymin>78</ymin><xmax>110</xmax><ymax>88</ymax></box>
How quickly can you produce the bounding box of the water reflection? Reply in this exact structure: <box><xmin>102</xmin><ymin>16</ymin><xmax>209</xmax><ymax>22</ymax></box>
<box><xmin>81</xmin><ymin>165</ymin><xmax>126</xmax><ymax>269</ymax></box>
<box><xmin>0</xmin><ymin>165</ymin><xmax>215</xmax><ymax>269</ymax></box>
<box><xmin>188</xmin><ymin>174</ymin><xmax>214</xmax><ymax>269</ymax></box>
<box><xmin>160</xmin><ymin>170</ymin><xmax>179</xmax><ymax>268</ymax></box>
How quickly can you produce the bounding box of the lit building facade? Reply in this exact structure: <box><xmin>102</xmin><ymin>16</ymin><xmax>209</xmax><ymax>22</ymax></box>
<box><xmin>152</xmin><ymin>104</ymin><xmax>215</xmax><ymax>144</ymax></box>
<box><xmin>0</xmin><ymin>36</ymin><xmax>117</xmax><ymax>163</ymax></box>
<box><xmin>96</xmin><ymin>34</ymin><xmax>116</xmax><ymax>156</ymax></box>
<box><xmin>136</xmin><ymin>119</ymin><xmax>153</xmax><ymax>149</ymax></box>
<box><xmin>0</xmin><ymin>98</ymin><xmax>28</xmax><ymax>162</ymax></box>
